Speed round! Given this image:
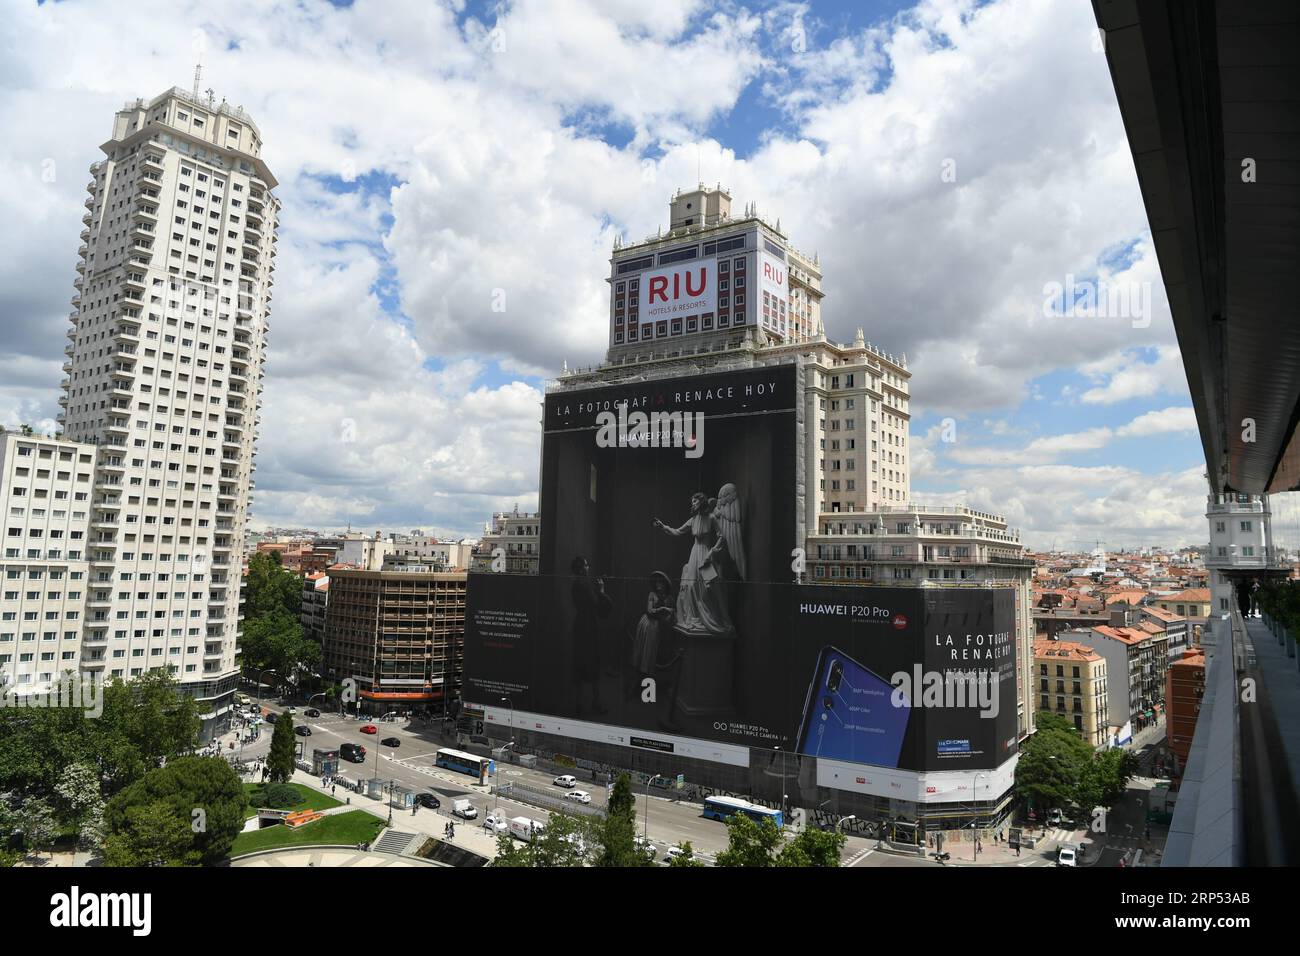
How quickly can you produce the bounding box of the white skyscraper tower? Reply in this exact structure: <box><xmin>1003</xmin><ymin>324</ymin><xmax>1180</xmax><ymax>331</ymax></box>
<box><xmin>58</xmin><ymin>85</ymin><xmax>277</xmax><ymax>738</ymax></box>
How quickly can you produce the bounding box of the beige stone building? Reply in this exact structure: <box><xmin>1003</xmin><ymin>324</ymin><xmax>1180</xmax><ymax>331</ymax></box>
<box><xmin>1034</xmin><ymin>638</ymin><xmax>1110</xmax><ymax>749</ymax></box>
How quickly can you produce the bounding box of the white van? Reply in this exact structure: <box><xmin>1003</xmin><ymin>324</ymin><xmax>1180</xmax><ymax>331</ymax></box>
<box><xmin>452</xmin><ymin>799</ymin><xmax>478</xmax><ymax>820</ymax></box>
<box><xmin>553</xmin><ymin>774</ymin><xmax>578</xmax><ymax>789</ymax></box>
<box><xmin>509</xmin><ymin>816</ymin><xmax>545</xmax><ymax>842</ymax></box>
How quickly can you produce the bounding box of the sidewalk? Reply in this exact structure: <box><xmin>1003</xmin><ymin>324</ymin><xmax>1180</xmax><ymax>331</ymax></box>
<box><xmin>284</xmin><ymin>766</ymin><xmax>500</xmax><ymax>862</ymax></box>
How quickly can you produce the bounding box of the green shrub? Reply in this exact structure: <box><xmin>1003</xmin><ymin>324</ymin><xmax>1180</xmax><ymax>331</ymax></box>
<box><xmin>263</xmin><ymin>784</ymin><xmax>302</xmax><ymax>809</ymax></box>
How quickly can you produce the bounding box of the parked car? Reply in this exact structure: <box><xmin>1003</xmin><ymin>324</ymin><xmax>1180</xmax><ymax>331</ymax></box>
<box><xmin>564</xmin><ymin>790</ymin><xmax>591</xmax><ymax>804</ymax></box>
<box><xmin>661</xmin><ymin>844</ymin><xmax>688</xmax><ymax>865</ymax></box>
<box><xmin>415</xmin><ymin>792</ymin><xmax>441</xmax><ymax>810</ymax></box>
<box><xmin>381</xmin><ymin>737</ymin><xmax>401</xmax><ymax>748</ymax></box>
<box><xmin>265</xmin><ymin>713</ymin><xmax>277</xmax><ymax>724</ymax></box>
<box><xmin>633</xmin><ymin>836</ymin><xmax>656</xmax><ymax>861</ymax></box>
<box><xmin>1056</xmin><ymin>846</ymin><xmax>1077</xmax><ymax>867</ymax></box>
<box><xmin>360</xmin><ymin>724</ymin><xmax>377</xmax><ymax>735</ymax></box>
<box><xmin>553</xmin><ymin>774</ymin><xmax>578</xmax><ymax>789</ymax></box>
<box><xmin>483</xmin><ymin>813</ymin><xmax>508</xmax><ymax>835</ymax></box>
<box><xmin>304</xmin><ymin>708</ymin><xmax>321</xmax><ymax>718</ymax></box>
<box><xmin>452</xmin><ymin>799</ymin><xmax>478</xmax><ymax>820</ymax></box>
<box><xmin>294</xmin><ymin>726</ymin><xmax>312</xmax><ymax>737</ymax></box>
<box><xmin>284</xmin><ymin>706</ymin><xmax>297</xmax><ymax>715</ymax></box>
<box><xmin>1048</xmin><ymin>808</ymin><xmax>1064</xmax><ymax>826</ymax></box>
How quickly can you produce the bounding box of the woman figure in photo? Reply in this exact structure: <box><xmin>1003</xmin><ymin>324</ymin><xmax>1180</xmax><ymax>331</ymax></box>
<box><xmin>653</xmin><ymin>492</ymin><xmax>733</xmax><ymax>635</ymax></box>
<box><xmin>631</xmin><ymin>571</ymin><xmax>675</xmax><ymax>681</ymax></box>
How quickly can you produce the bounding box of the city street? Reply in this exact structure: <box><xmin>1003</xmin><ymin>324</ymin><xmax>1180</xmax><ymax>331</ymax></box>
<box><xmin>241</xmin><ymin>704</ymin><xmax>743</xmax><ymax>861</ymax></box>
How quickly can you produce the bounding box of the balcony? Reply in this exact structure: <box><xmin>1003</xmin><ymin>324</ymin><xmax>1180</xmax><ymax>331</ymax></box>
<box><xmin>141</xmin><ymin>154</ymin><xmax>165</xmax><ymax>172</ymax></box>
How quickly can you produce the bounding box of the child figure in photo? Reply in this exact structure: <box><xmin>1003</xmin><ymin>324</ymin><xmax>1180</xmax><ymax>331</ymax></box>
<box><xmin>631</xmin><ymin>571</ymin><xmax>675</xmax><ymax>680</ymax></box>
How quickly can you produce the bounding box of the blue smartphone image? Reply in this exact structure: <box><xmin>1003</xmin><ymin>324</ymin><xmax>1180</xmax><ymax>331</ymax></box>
<box><xmin>796</xmin><ymin>646</ymin><xmax>910</xmax><ymax>768</ymax></box>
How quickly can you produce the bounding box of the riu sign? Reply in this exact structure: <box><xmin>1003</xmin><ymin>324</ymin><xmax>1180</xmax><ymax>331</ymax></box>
<box><xmin>638</xmin><ymin>257</ymin><xmax>717</xmax><ymax>320</ymax></box>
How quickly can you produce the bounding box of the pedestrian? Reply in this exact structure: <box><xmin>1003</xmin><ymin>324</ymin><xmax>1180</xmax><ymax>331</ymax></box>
<box><xmin>332</xmin><ymin>784</ymin><xmax>337</xmax><ymax>796</ymax></box>
<box><xmin>1015</xmin><ymin>843</ymin><xmax>1020</xmax><ymax>858</ymax></box>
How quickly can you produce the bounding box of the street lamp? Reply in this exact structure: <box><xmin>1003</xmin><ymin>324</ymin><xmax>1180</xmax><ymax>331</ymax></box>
<box><xmin>774</xmin><ymin>746</ymin><xmax>788</xmax><ymax>821</ymax></box>
<box><xmin>492</xmin><ymin>740</ymin><xmax>514</xmax><ymax>815</ymax></box>
<box><xmin>972</xmin><ymin>771</ymin><xmax>990</xmax><ymax>861</ymax></box>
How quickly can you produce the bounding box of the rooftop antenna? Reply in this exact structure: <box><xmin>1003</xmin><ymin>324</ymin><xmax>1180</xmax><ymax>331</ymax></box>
<box><xmin>192</xmin><ymin>62</ymin><xmax>202</xmax><ymax>99</ymax></box>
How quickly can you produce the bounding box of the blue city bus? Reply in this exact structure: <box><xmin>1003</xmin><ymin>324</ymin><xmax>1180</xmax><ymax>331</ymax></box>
<box><xmin>434</xmin><ymin>747</ymin><xmax>492</xmax><ymax>785</ymax></box>
<box><xmin>702</xmin><ymin>795</ymin><xmax>784</xmax><ymax>828</ymax></box>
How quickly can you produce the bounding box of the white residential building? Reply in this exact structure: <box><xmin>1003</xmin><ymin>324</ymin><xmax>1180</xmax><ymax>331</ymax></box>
<box><xmin>55</xmin><ymin>85</ymin><xmax>278</xmax><ymax>738</ymax></box>
<box><xmin>0</xmin><ymin>432</ymin><xmax>97</xmax><ymax>693</ymax></box>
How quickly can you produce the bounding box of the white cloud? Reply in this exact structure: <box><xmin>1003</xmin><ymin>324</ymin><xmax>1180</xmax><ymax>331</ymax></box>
<box><xmin>0</xmin><ymin>0</ymin><xmax>1209</xmax><ymax>539</ymax></box>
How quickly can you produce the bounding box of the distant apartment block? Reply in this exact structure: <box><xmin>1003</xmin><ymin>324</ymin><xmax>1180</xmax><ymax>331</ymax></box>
<box><xmin>321</xmin><ymin>567</ymin><xmax>467</xmax><ymax>716</ymax></box>
<box><xmin>1034</xmin><ymin>638</ymin><xmax>1109</xmax><ymax>749</ymax></box>
<box><xmin>471</xmin><ymin>509</ymin><xmax>540</xmax><ymax>575</ymax></box>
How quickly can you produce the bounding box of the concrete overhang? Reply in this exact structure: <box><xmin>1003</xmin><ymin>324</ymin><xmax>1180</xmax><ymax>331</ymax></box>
<box><xmin>1093</xmin><ymin>0</ymin><xmax>1300</xmax><ymax>494</ymax></box>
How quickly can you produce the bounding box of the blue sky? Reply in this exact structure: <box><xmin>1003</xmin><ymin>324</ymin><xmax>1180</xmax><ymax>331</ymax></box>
<box><xmin>0</xmin><ymin>0</ymin><xmax>1206</xmax><ymax>547</ymax></box>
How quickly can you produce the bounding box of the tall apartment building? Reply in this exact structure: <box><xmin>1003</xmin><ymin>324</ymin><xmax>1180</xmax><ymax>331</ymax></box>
<box><xmin>470</xmin><ymin>187</ymin><xmax>1030</xmax><ymax>831</ymax></box>
<box><xmin>55</xmin><ymin>86</ymin><xmax>277</xmax><ymax>738</ymax></box>
<box><xmin>321</xmin><ymin>568</ymin><xmax>467</xmax><ymax>716</ymax></box>
<box><xmin>0</xmin><ymin>432</ymin><xmax>97</xmax><ymax>693</ymax></box>
<box><xmin>608</xmin><ymin>184</ymin><xmax>823</xmax><ymax>356</ymax></box>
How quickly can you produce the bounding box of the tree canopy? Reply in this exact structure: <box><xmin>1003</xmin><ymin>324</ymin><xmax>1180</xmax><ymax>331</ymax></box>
<box><xmin>102</xmin><ymin>756</ymin><xmax>248</xmax><ymax>865</ymax></box>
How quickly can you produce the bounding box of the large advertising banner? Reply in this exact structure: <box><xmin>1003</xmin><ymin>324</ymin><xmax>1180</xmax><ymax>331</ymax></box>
<box><xmin>637</xmin><ymin>258</ymin><xmax>717</xmax><ymax>321</ymax></box>
<box><xmin>463</xmin><ymin>364</ymin><xmax>1019</xmax><ymax>773</ymax></box>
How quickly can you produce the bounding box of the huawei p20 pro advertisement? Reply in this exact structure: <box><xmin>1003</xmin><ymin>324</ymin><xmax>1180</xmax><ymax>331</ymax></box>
<box><xmin>464</xmin><ymin>365</ymin><xmax>1018</xmax><ymax>772</ymax></box>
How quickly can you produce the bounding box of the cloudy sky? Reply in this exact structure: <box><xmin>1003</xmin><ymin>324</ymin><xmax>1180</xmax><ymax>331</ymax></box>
<box><xmin>0</xmin><ymin>0</ymin><xmax>1208</xmax><ymax>549</ymax></box>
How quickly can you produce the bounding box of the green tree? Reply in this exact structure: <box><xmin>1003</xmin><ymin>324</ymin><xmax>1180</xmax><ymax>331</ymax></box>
<box><xmin>15</xmin><ymin>797</ymin><xmax>57</xmax><ymax>859</ymax></box>
<box><xmin>666</xmin><ymin>840</ymin><xmax>704</xmax><ymax>867</ymax></box>
<box><xmin>530</xmin><ymin>812</ymin><xmax>595</xmax><ymax>867</ymax></box>
<box><xmin>240</xmin><ymin>610</ymin><xmax>319</xmax><ymax>692</ymax></box>
<box><xmin>1089</xmin><ymin>747</ymin><xmax>1139</xmax><ymax>807</ymax></box>
<box><xmin>597</xmin><ymin>773</ymin><xmax>645</xmax><ymax>867</ymax></box>
<box><xmin>101</xmin><ymin>802</ymin><xmax>194</xmax><ymax>867</ymax></box>
<box><xmin>54</xmin><ymin>763</ymin><xmax>105</xmax><ymax>849</ymax></box>
<box><xmin>490</xmin><ymin>831</ymin><xmax>533</xmax><ymax>867</ymax></box>
<box><xmin>267</xmin><ymin>713</ymin><xmax>297</xmax><ymax>783</ymax></box>
<box><xmin>776</xmin><ymin>826</ymin><xmax>845</xmax><ymax>867</ymax></box>
<box><xmin>90</xmin><ymin>670</ymin><xmax>200</xmax><ymax>796</ymax></box>
<box><xmin>715</xmin><ymin>813</ymin><xmax>783</xmax><ymax>867</ymax></box>
<box><xmin>245</xmin><ymin>551</ymin><xmax>303</xmax><ymax>619</ymax></box>
<box><xmin>488</xmin><ymin>814</ymin><xmax>595</xmax><ymax>867</ymax></box>
<box><xmin>1015</xmin><ymin>712</ymin><xmax>1096</xmax><ymax>814</ymax></box>
<box><xmin>102</xmin><ymin>756</ymin><xmax>248</xmax><ymax>866</ymax></box>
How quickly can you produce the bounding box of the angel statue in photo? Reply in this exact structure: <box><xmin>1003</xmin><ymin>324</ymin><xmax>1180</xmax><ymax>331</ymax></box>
<box><xmin>653</xmin><ymin>491</ymin><xmax>734</xmax><ymax>636</ymax></box>
<box><xmin>712</xmin><ymin>482</ymin><xmax>746</xmax><ymax>581</ymax></box>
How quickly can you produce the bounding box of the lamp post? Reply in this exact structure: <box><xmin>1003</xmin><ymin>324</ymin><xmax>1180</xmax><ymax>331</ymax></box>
<box><xmin>493</xmin><ymin>740</ymin><xmax>514</xmax><ymax>815</ymax></box>
<box><xmin>774</xmin><ymin>746</ymin><xmax>788</xmax><ymax>822</ymax></box>
<box><xmin>972</xmin><ymin>771</ymin><xmax>990</xmax><ymax>861</ymax></box>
